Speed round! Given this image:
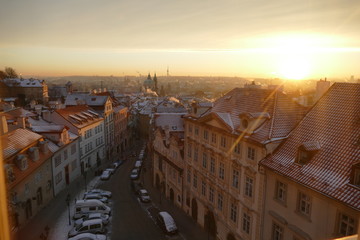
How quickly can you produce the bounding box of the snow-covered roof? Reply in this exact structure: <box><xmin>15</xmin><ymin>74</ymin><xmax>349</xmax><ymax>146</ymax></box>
<box><xmin>154</xmin><ymin>113</ymin><xmax>185</xmax><ymax>132</ymax></box>
<box><xmin>2</xmin><ymin>78</ymin><xmax>44</xmax><ymax>87</ymax></box>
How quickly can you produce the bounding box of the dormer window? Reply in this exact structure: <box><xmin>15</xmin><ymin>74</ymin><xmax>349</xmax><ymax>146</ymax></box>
<box><xmin>350</xmin><ymin>163</ymin><xmax>360</xmax><ymax>186</ymax></box>
<box><xmin>295</xmin><ymin>141</ymin><xmax>321</xmax><ymax>165</ymax></box>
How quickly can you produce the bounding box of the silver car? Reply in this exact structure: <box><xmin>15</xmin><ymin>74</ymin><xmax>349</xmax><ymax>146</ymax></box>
<box><xmin>86</xmin><ymin>189</ymin><xmax>112</xmax><ymax>198</ymax></box>
<box><xmin>74</xmin><ymin>212</ymin><xmax>110</xmax><ymax>227</ymax></box>
<box><xmin>83</xmin><ymin>193</ymin><xmax>108</xmax><ymax>204</ymax></box>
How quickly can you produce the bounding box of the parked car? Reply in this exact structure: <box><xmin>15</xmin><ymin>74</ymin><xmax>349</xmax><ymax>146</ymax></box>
<box><xmin>157</xmin><ymin>211</ymin><xmax>178</xmax><ymax>234</ymax></box>
<box><xmin>105</xmin><ymin>168</ymin><xmax>116</xmax><ymax>175</ymax></box>
<box><xmin>130</xmin><ymin>168</ymin><xmax>140</xmax><ymax>180</ymax></box>
<box><xmin>134</xmin><ymin>160</ymin><xmax>142</xmax><ymax>168</ymax></box>
<box><xmin>138</xmin><ymin>189</ymin><xmax>151</xmax><ymax>203</ymax></box>
<box><xmin>86</xmin><ymin>189</ymin><xmax>112</xmax><ymax>198</ymax></box>
<box><xmin>113</xmin><ymin>160</ymin><xmax>123</xmax><ymax>169</ymax></box>
<box><xmin>73</xmin><ymin>200</ymin><xmax>111</xmax><ymax>219</ymax></box>
<box><xmin>68</xmin><ymin>232</ymin><xmax>107</xmax><ymax>240</ymax></box>
<box><xmin>74</xmin><ymin>212</ymin><xmax>110</xmax><ymax>227</ymax></box>
<box><xmin>68</xmin><ymin>219</ymin><xmax>106</xmax><ymax>237</ymax></box>
<box><xmin>100</xmin><ymin>170</ymin><xmax>111</xmax><ymax>180</ymax></box>
<box><xmin>83</xmin><ymin>193</ymin><xmax>108</xmax><ymax>204</ymax></box>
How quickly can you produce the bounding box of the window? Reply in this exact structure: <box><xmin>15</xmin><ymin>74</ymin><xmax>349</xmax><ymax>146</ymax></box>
<box><xmin>203</xmin><ymin>130</ymin><xmax>208</xmax><ymax>140</ymax></box>
<box><xmin>187</xmin><ymin>169</ymin><xmax>191</xmax><ymax>183</ymax></box>
<box><xmin>297</xmin><ymin>192</ymin><xmax>311</xmax><ymax>217</ymax></box>
<box><xmin>202</xmin><ymin>153</ymin><xmax>208</xmax><ymax>168</ymax></box>
<box><xmin>71</xmin><ymin>144</ymin><xmax>76</xmax><ymax>155</ymax></box>
<box><xmin>188</xmin><ymin>124</ymin><xmax>192</xmax><ymax>133</ymax></box>
<box><xmin>211</xmin><ymin>133</ymin><xmax>217</xmax><ymax>143</ymax></box>
<box><xmin>193</xmin><ymin>173</ymin><xmax>197</xmax><ymax>188</ymax></box>
<box><xmin>71</xmin><ymin>159</ymin><xmax>77</xmax><ymax>171</ymax></box>
<box><xmin>234</xmin><ymin>142</ymin><xmax>241</xmax><ymax>154</ymax></box>
<box><xmin>217</xmin><ymin>193</ymin><xmax>223</xmax><ymax>211</ymax></box>
<box><xmin>247</xmin><ymin>147</ymin><xmax>255</xmax><ymax>160</ymax></box>
<box><xmin>219</xmin><ymin>162</ymin><xmax>225</xmax><ymax>180</ymax></box>
<box><xmin>64</xmin><ymin>149</ymin><xmax>68</xmax><ymax>160</ymax></box>
<box><xmin>245</xmin><ymin>176</ymin><xmax>253</xmax><ymax>198</ymax></box>
<box><xmin>210</xmin><ymin>157</ymin><xmax>215</xmax><ymax>174</ymax></box>
<box><xmin>201</xmin><ymin>181</ymin><xmax>207</xmax><ymax>196</ymax></box>
<box><xmin>195</xmin><ymin>127</ymin><xmax>199</xmax><ymax>135</ymax></box>
<box><xmin>187</xmin><ymin>143</ymin><xmax>192</xmax><ymax>158</ymax></box>
<box><xmin>230</xmin><ymin>203</ymin><xmax>237</xmax><ymax>223</ymax></box>
<box><xmin>232</xmin><ymin>170</ymin><xmax>239</xmax><ymax>189</ymax></box>
<box><xmin>221</xmin><ymin>136</ymin><xmax>226</xmax><ymax>147</ymax></box>
<box><xmin>55</xmin><ymin>172</ymin><xmax>62</xmax><ymax>185</ymax></box>
<box><xmin>338</xmin><ymin>213</ymin><xmax>356</xmax><ymax>236</ymax></box>
<box><xmin>209</xmin><ymin>187</ymin><xmax>214</xmax><ymax>203</ymax></box>
<box><xmin>242</xmin><ymin>213</ymin><xmax>251</xmax><ymax>234</ymax></box>
<box><xmin>275</xmin><ymin>181</ymin><xmax>287</xmax><ymax>203</ymax></box>
<box><xmin>194</xmin><ymin>147</ymin><xmax>198</xmax><ymax>162</ymax></box>
<box><xmin>272</xmin><ymin>222</ymin><xmax>283</xmax><ymax>240</ymax></box>
<box><xmin>54</xmin><ymin>155</ymin><xmax>61</xmax><ymax>167</ymax></box>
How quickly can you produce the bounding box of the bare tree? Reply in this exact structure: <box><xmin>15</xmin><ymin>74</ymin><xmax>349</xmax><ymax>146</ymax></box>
<box><xmin>0</xmin><ymin>71</ymin><xmax>7</xmax><ymax>80</ymax></box>
<box><xmin>4</xmin><ymin>67</ymin><xmax>18</xmax><ymax>78</ymax></box>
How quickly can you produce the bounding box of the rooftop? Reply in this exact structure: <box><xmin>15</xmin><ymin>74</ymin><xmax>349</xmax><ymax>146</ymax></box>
<box><xmin>261</xmin><ymin>83</ymin><xmax>360</xmax><ymax>210</ymax></box>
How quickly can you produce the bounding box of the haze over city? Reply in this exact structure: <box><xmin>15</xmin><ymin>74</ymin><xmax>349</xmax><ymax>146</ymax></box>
<box><xmin>1</xmin><ymin>0</ymin><xmax>360</xmax><ymax>79</ymax></box>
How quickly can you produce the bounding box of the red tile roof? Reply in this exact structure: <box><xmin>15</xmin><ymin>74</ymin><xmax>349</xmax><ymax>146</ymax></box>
<box><xmin>54</xmin><ymin>105</ymin><xmax>103</xmax><ymax>129</ymax></box>
<box><xmin>195</xmin><ymin>88</ymin><xmax>308</xmax><ymax>144</ymax></box>
<box><xmin>261</xmin><ymin>83</ymin><xmax>360</xmax><ymax>210</ymax></box>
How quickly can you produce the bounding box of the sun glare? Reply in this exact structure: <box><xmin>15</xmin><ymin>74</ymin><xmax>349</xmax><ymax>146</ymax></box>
<box><xmin>261</xmin><ymin>34</ymin><xmax>334</xmax><ymax>80</ymax></box>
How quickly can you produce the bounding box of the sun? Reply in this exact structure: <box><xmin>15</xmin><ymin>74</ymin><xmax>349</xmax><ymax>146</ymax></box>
<box><xmin>278</xmin><ymin>56</ymin><xmax>311</xmax><ymax>80</ymax></box>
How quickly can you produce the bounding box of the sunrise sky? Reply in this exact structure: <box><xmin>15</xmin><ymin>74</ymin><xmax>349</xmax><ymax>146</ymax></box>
<box><xmin>1</xmin><ymin>0</ymin><xmax>359</xmax><ymax>79</ymax></box>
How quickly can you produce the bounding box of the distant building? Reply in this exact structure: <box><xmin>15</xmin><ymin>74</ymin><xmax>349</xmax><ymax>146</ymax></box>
<box><xmin>0</xmin><ymin>78</ymin><xmax>48</xmax><ymax>105</ymax></box>
<box><xmin>315</xmin><ymin>78</ymin><xmax>331</xmax><ymax>102</ymax></box>
<box><xmin>260</xmin><ymin>83</ymin><xmax>360</xmax><ymax>240</ymax></box>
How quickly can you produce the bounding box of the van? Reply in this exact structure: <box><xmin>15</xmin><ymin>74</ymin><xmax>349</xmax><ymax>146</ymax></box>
<box><xmin>157</xmin><ymin>211</ymin><xmax>178</xmax><ymax>234</ymax></box>
<box><xmin>134</xmin><ymin>160</ymin><xmax>142</xmax><ymax>168</ymax></box>
<box><xmin>68</xmin><ymin>219</ymin><xmax>106</xmax><ymax>237</ymax></box>
<box><xmin>74</xmin><ymin>199</ymin><xmax>111</xmax><ymax>219</ymax></box>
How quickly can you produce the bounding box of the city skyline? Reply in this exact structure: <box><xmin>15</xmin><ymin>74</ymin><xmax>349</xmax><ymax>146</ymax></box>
<box><xmin>1</xmin><ymin>0</ymin><xmax>360</xmax><ymax>79</ymax></box>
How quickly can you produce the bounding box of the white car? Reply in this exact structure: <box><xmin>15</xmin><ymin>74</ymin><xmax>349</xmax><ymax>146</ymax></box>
<box><xmin>157</xmin><ymin>211</ymin><xmax>178</xmax><ymax>234</ymax></box>
<box><xmin>138</xmin><ymin>189</ymin><xmax>151</xmax><ymax>203</ymax></box>
<box><xmin>100</xmin><ymin>170</ymin><xmax>111</xmax><ymax>180</ymax></box>
<box><xmin>74</xmin><ymin>212</ymin><xmax>110</xmax><ymax>227</ymax></box>
<box><xmin>130</xmin><ymin>168</ymin><xmax>139</xmax><ymax>180</ymax></box>
<box><xmin>87</xmin><ymin>189</ymin><xmax>112</xmax><ymax>198</ymax></box>
<box><xmin>68</xmin><ymin>233</ymin><xmax>107</xmax><ymax>240</ymax></box>
<box><xmin>105</xmin><ymin>168</ymin><xmax>115</xmax><ymax>175</ymax></box>
<box><xmin>83</xmin><ymin>193</ymin><xmax>108</xmax><ymax>204</ymax></box>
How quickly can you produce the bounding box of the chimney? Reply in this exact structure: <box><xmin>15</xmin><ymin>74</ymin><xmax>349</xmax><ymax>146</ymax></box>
<box><xmin>17</xmin><ymin>117</ymin><xmax>26</xmax><ymax>129</ymax></box>
<box><xmin>28</xmin><ymin>147</ymin><xmax>40</xmax><ymax>161</ymax></box>
<box><xmin>42</xmin><ymin>110</ymin><xmax>52</xmax><ymax>122</ymax></box>
<box><xmin>0</xmin><ymin>115</ymin><xmax>8</xmax><ymax>135</ymax></box>
<box><xmin>39</xmin><ymin>140</ymin><xmax>49</xmax><ymax>154</ymax></box>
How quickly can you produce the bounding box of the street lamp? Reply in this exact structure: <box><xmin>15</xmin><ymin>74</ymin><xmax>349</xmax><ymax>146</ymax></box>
<box><xmin>66</xmin><ymin>194</ymin><xmax>71</xmax><ymax>225</ymax></box>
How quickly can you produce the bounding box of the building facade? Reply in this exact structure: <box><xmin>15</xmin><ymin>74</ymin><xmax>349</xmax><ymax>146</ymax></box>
<box><xmin>183</xmin><ymin>87</ymin><xmax>307</xmax><ymax>240</ymax></box>
<box><xmin>51</xmin><ymin>105</ymin><xmax>105</xmax><ymax>173</ymax></box>
<box><xmin>1</xmin><ymin>126</ymin><xmax>53</xmax><ymax>233</ymax></box>
<box><xmin>153</xmin><ymin>127</ymin><xmax>184</xmax><ymax>208</ymax></box>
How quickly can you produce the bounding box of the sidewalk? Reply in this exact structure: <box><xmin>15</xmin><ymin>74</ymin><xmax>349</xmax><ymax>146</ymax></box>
<box><xmin>16</xmin><ymin>168</ymin><xmax>101</xmax><ymax>240</ymax></box>
<box><xmin>141</xmin><ymin>154</ymin><xmax>213</xmax><ymax>240</ymax></box>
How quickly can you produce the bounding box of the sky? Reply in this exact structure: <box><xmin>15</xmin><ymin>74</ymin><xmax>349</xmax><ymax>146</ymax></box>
<box><xmin>0</xmin><ymin>0</ymin><xmax>360</xmax><ymax>79</ymax></box>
